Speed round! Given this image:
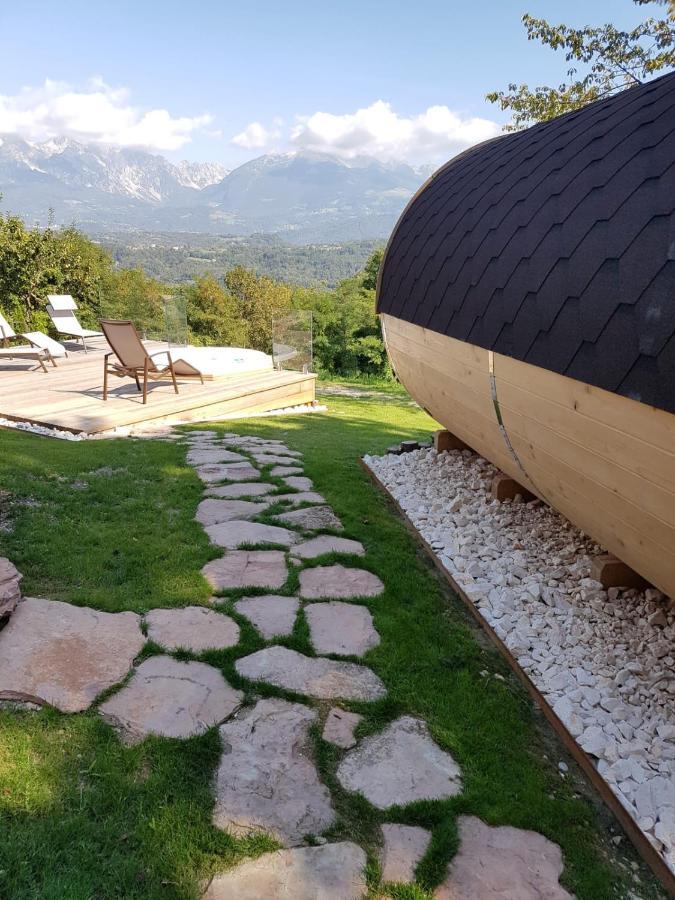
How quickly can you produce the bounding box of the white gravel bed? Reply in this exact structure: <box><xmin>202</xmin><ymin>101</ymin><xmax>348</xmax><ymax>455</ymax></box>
<box><xmin>364</xmin><ymin>446</ymin><xmax>675</xmax><ymax>874</ymax></box>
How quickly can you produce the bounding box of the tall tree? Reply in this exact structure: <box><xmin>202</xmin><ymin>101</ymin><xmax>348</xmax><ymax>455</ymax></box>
<box><xmin>486</xmin><ymin>0</ymin><xmax>675</xmax><ymax>130</ymax></box>
<box><xmin>224</xmin><ymin>267</ymin><xmax>292</xmax><ymax>353</ymax></box>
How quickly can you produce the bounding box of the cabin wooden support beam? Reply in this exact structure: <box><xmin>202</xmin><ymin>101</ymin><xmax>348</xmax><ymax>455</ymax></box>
<box><xmin>591</xmin><ymin>554</ymin><xmax>649</xmax><ymax>591</ymax></box>
<box><xmin>433</xmin><ymin>429</ymin><xmax>470</xmax><ymax>452</ymax></box>
<box><xmin>490</xmin><ymin>473</ymin><xmax>536</xmax><ymax>503</ymax></box>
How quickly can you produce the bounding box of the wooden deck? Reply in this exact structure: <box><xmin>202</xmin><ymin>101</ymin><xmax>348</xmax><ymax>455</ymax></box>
<box><xmin>0</xmin><ymin>339</ymin><xmax>316</xmax><ymax>434</ymax></box>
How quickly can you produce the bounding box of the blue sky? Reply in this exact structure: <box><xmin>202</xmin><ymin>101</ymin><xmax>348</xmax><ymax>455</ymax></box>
<box><xmin>0</xmin><ymin>1</ymin><xmax>652</xmax><ymax>167</ymax></box>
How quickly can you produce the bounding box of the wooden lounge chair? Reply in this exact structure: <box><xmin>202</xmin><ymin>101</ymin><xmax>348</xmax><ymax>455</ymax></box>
<box><xmin>46</xmin><ymin>295</ymin><xmax>103</xmax><ymax>352</ymax></box>
<box><xmin>0</xmin><ymin>311</ymin><xmax>66</xmax><ymax>372</ymax></box>
<box><xmin>100</xmin><ymin>319</ymin><xmax>203</xmax><ymax>404</ymax></box>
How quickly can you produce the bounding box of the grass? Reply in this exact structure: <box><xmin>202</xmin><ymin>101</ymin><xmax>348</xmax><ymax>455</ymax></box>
<box><xmin>0</xmin><ymin>388</ymin><xmax>667</xmax><ymax>899</ymax></box>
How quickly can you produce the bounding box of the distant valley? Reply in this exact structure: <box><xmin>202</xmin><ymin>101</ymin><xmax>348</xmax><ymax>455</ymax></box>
<box><xmin>0</xmin><ymin>137</ymin><xmax>429</xmax><ymax>244</ymax></box>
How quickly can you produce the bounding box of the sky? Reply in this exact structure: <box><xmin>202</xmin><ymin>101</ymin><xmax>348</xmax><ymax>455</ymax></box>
<box><xmin>0</xmin><ymin>1</ymin><xmax>653</xmax><ymax>169</ymax></box>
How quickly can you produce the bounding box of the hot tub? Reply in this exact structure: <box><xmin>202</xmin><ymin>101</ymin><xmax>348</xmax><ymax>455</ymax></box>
<box><xmin>153</xmin><ymin>346</ymin><xmax>274</xmax><ymax>380</ymax></box>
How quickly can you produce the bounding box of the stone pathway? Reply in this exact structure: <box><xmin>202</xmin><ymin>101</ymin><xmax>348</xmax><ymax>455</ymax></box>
<box><xmin>0</xmin><ymin>430</ymin><xmax>574</xmax><ymax>898</ymax></box>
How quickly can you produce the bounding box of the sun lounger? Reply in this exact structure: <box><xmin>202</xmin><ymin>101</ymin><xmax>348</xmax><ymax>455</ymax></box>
<box><xmin>46</xmin><ymin>295</ymin><xmax>103</xmax><ymax>352</ymax></box>
<box><xmin>100</xmin><ymin>319</ymin><xmax>203</xmax><ymax>404</ymax></box>
<box><xmin>0</xmin><ymin>311</ymin><xmax>65</xmax><ymax>372</ymax></box>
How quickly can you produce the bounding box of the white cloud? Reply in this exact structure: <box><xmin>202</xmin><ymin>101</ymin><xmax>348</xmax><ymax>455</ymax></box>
<box><xmin>230</xmin><ymin>119</ymin><xmax>282</xmax><ymax>150</ymax></box>
<box><xmin>289</xmin><ymin>100</ymin><xmax>500</xmax><ymax>165</ymax></box>
<box><xmin>0</xmin><ymin>79</ymin><xmax>212</xmax><ymax>151</ymax></box>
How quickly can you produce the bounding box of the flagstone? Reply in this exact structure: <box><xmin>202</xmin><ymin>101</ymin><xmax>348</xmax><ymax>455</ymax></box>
<box><xmin>206</xmin><ymin>482</ymin><xmax>276</xmax><ymax>498</ymax></box>
<box><xmin>322</xmin><ymin>707</ymin><xmax>363</xmax><ymax>749</ymax></box>
<box><xmin>380</xmin><ymin>824</ymin><xmax>431</xmax><ymax>884</ymax></box>
<box><xmin>270</xmin><ymin>465</ymin><xmax>304</xmax><ymax>477</ymax></box>
<box><xmin>337</xmin><ymin>716</ymin><xmax>462</xmax><ymax>809</ymax></box>
<box><xmin>186</xmin><ymin>448</ymin><xmax>247</xmax><ymax>466</ymax></box>
<box><xmin>212</xmin><ymin>698</ymin><xmax>335</xmax><ymax>845</ymax></box>
<box><xmin>196</xmin><ymin>463</ymin><xmax>260</xmax><ymax>483</ymax></box>
<box><xmin>292</xmin><ymin>536</ymin><xmax>365</xmax><ymax>560</ymax></box>
<box><xmin>205</xmin><ymin>520</ymin><xmax>298</xmax><ymax>549</ymax></box>
<box><xmin>0</xmin><ymin>598</ymin><xmax>144</xmax><ymax>713</ymax></box>
<box><xmin>283</xmin><ymin>475</ymin><xmax>314</xmax><ymax>491</ymax></box>
<box><xmin>144</xmin><ymin>606</ymin><xmax>240</xmax><ymax>652</ymax></box>
<box><xmin>275</xmin><ymin>505</ymin><xmax>343</xmax><ymax>531</ymax></box>
<box><xmin>0</xmin><ymin>557</ymin><xmax>22</xmax><ymax>617</ymax></box>
<box><xmin>252</xmin><ymin>453</ymin><xmax>302</xmax><ymax>466</ymax></box>
<box><xmin>306</xmin><ymin>602</ymin><xmax>380</xmax><ymax>657</ymax></box>
<box><xmin>195</xmin><ymin>498</ymin><xmax>269</xmax><ymax>526</ymax></box>
<box><xmin>235</xmin><ymin>646</ymin><xmax>387</xmax><ymax>701</ymax></box>
<box><xmin>202</xmin><ymin>551</ymin><xmax>288</xmax><ymax>590</ymax></box>
<box><xmin>434</xmin><ymin>816</ymin><xmax>573</xmax><ymax>899</ymax></box>
<box><xmin>273</xmin><ymin>491</ymin><xmax>326</xmax><ymax>506</ymax></box>
<box><xmin>299</xmin><ymin>565</ymin><xmax>384</xmax><ymax>599</ymax></box>
<box><xmin>99</xmin><ymin>656</ymin><xmax>242</xmax><ymax>743</ymax></box>
<box><xmin>203</xmin><ymin>842</ymin><xmax>367</xmax><ymax>899</ymax></box>
<box><xmin>234</xmin><ymin>595</ymin><xmax>300</xmax><ymax>639</ymax></box>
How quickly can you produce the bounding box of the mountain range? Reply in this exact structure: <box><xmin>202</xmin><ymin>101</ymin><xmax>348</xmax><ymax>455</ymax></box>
<box><xmin>0</xmin><ymin>137</ymin><xmax>429</xmax><ymax>243</ymax></box>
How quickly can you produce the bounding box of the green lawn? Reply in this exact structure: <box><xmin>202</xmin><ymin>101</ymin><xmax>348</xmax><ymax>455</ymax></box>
<box><xmin>0</xmin><ymin>391</ymin><xmax>666</xmax><ymax>899</ymax></box>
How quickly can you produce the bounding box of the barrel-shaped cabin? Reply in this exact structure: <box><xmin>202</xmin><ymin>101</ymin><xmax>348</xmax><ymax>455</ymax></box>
<box><xmin>377</xmin><ymin>73</ymin><xmax>675</xmax><ymax>598</ymax></box>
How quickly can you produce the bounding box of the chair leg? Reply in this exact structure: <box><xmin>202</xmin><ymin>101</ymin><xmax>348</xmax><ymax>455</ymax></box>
<box><xmin>134</xmin><ymin>374</ymin><xmax>141</xmax><ymax>391</ymax></box>
<box><xmin>37</xmin><ymin>355</ymin><xmax>48</xmax><ymax>373</ymax></box>
<box><xmin>143</xmin><ymin>359</ymin><xmax>148</xmax><ymax>404</ymax></box>
<box><xmin>81</xmin><ymin>336</ymin><xmax>88</xmax><ymax>354</ymax></box>
<box><xmin>103</xmin><ymin>360</ymin><xmax>108</xmax><ymax>400</ymax></box>
<box><xmin>168</xmin><ymin>359</ymin><xmax>179</xmax><ymax>394</ymax></box>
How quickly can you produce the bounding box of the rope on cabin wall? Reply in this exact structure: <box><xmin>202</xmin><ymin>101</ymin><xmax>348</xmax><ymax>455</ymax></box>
<box><xmin>488</xmin><ymin>350</ymin><xmax>545</xmax><ymax>500</ymax></box>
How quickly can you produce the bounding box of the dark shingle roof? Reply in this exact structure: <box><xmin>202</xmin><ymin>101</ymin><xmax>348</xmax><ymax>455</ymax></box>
<box><xmin>377</xmin><ymin>73</ymin><xmax>675</xmax><ymax>414</ymax></box>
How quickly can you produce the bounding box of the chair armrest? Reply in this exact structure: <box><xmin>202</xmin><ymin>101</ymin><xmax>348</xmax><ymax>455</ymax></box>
<box><xmin>149</xmin><ymin>350</ymin><xmax>172</xmax><ymax>361</ymax></box>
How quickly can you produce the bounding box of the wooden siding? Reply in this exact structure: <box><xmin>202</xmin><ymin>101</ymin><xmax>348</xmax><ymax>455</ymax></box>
<box><xmin>381</xmin><ymin>313</ymin><xmax>675</xmax><ymax>598</ymax></box>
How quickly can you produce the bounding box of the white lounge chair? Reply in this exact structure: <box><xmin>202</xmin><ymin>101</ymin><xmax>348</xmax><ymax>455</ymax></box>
<box><xmin>46</xmin><ymin>295</ymin><xmax>103</xmax><ymax>352</ymax></box>
<box><xmin>0</xmin><ymin>311</ymin><xmax>66</xmax><ymax>372</ymax></box>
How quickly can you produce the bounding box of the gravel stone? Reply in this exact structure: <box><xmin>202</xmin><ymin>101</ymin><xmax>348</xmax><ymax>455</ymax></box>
<box><xmin>212</xmin><ymin>698</ymin><xmax>335</xmax><ymax>845</ymax></box>
<box><xmin>0</xmin><ymin>598</ymin><xmax>144</xmax><ymax>712</ymax></box>
<box><xmin>235</xmin><ymin>646</ymin><xmax>387</xmax><ymax>701</ymax></box>
<box><xmin>337</xmin><ymin>716</ymin><xmax>462</xmax><ymax>809</ymax></box>
<box><xmin>99</xmin><ymin>656</ymin><xmax>242</xmax><ymax>743</ymax></box>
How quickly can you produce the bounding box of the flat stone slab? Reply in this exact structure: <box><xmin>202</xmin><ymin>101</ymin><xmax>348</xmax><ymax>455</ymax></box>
<box><xmin>99</xmin><ymin>656</ymin><xmax>242</xmax><ymax>743</ymax></box>
<box><xmin>434</xmin><ymin>816</ymin><xmax>572</xmax><ymax>899</ymax></box>
<box><xmin>202</xmin><ymin>551</ymin><xmax>288</xmax><ymax>591</ymax></box>
<box><xmin>252</xmin><ymin>453</ymin><xmax>301</xmax><ymax>466</ymax></box>
<box><xmin>213</xmin><ymin>698</ymin><xmax>335</xmax><ymax>845</ymax></box>
<box><xmin>186</xmin><ymin>448</ymin><xmax>247</xmax><ymax>466</ymax></box>
<box><xmin>0</xmin><ymin>557</ymin><xmax>22</xmax><ymax>617</ymax></box>
<box><xmin>0</xmin><ymin>598</ymin><xmax>144</xmax><ymax>713</ymax></box>
<box><xmin>337</xmin><ymin>716</ymin><xmax>462</xmax><ymax>809</ymax></box>
<box><xmin>196</xmin><ymin>498</ymin><xmax>270</xmax><ymax>526</ymax></box>
<box><xmin>322</xmin><ymin>707</ymin><xmax>363</xmax><ymax>749</ymax></box>
<box><xmin>196</xmin><ymin>463</ymin><xmax>260</xmax><ymax>483</ymax></box>
<box><xmin>205</xmin><ymin>520</ymin><xmax>298</xmax><ymax>549</ymax></box>
<box><xmin>306</xmin><ymin>602</ymin><xmax>380</xmax><ymax>657</ymax></box>
<box><xmin>203</xmin><ymin>842</ymin><xmax>367</xmax><ymax>899</ymax></box>
<box><xmin>275</xmin><ymin>505</ymin><xmax>343</xmax><ymax>531</ymax></box>
<box><xmin>206</xmin><ymin>482</ymin><xmax>276</xmax><ymax>498</ymax></box>
<box><xmin>283</xmin><ymin>475</ymin><xmax>314</xmax><ymax>491</ymax></box>
<box><xmin>380</xmin><ymin>824</ymin><xmax>431</xmax><ymax>884</ymax></box>
<box><xmin>273</xmin><ymin>491</ymin><xmax>326</xmax><ymax>506</ymax></box>
<box><xmin>234</xmin><ymin>595</ymin><xmax>300</xmax><ymax>639</ymax></box>
<box><xmin>299</xmin><ymin>565</ymin><xmax>384</xmax><ymax>599</ymax></box>
<box><xmin>292</xmin><ymin>536</ymin><xmax>365</xmax><ymax>560</ymax></box>
<box><xmin>235</xmin><ymin>646</ymin><xmax>387</xmax><ymax>701</ymax></box>
<box><xmin>271</xmin><ymin>465</ymin><xmax>304</xmax><ymax>477</ymax></box>
<box><xmin>145</xmin><ymin>607</ymin><xmax>240</xmax><ymax>652</ymax></box>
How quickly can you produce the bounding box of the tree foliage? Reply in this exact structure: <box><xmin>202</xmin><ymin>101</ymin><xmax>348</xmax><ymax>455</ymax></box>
<box><xmin>486</xmin><ymin>0</ymin><xmax>675</xmax><ymax>130</ymax></box>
